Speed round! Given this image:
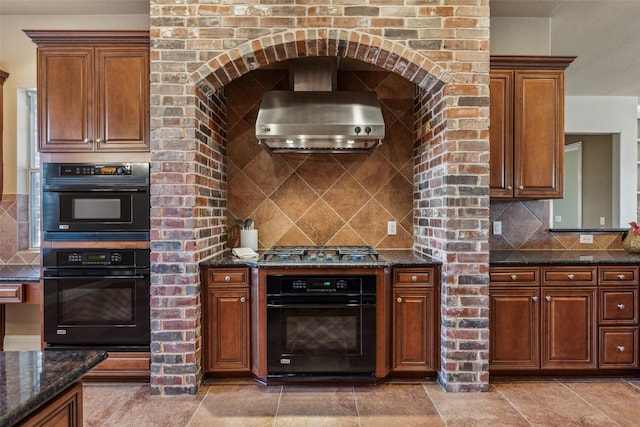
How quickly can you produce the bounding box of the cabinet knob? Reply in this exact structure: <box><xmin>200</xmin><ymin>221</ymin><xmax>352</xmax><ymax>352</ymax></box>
<box><xmin>618</xmin><ymin>274</ymin><xmax>626</xmax><ymax>280</ymax></box>
<box><xmin>240</xmin><ymin>297</ymin><xmax>246</xmax><ymax>303</ymax></box>
<box><xmin>567</xmin><ymin>274</ymin><xmax>575</xmax><ymax>280</ymax></box>
<box><xmin>518</xmin><ymin>185</ymin><xmax>524</xmax><ymax>190</ymax></box>
<box><xmin>532</xmin><ymin>296</ymin><xmax>538</xmax><ymax>302</ymax></box>
<box><xmin>545</xmin><ymin>296</ymin><xmax>552</xmax><ymax>301</ymax></box>
<box><xmin>83</xmin><ymin>138</ymin><xmax>92</xmax><ymax>144</ymax></box>
<box><xmin>397</xmin><ymin>297</ymin><xmax>403</xmax><ymax>303</ymax></box>
<box><xmin>411</xmin><ymin>276</ymin><xmax>417</xmax><ymax>282</ymax></box>
<box><xmin>506</xmin><ymin>186</ymin><xmax>512</xmax><ymax>190</ymax></box>
<box><xmin>224</xmin><ymin>275</ymin><xmax>231</xmax><ymax>282</ymax></box>
<box><xmin>617</xmin><ymin>346</ymin><xmax>626</xmax><ymax>352</ymax></box>
<box><xmin>96</xmin><ymin>138</ymin><xmax>104</xmax><ymax>143</ymax></box>
<box><xmin>510</xmin><ymin>274</ymin><xmax>517</xmax><ymax>281</ymax></box>
<box><xmin>617</xmin><ymin>303</ymin><xmax>625</xmax><ymax>310</ymax></box>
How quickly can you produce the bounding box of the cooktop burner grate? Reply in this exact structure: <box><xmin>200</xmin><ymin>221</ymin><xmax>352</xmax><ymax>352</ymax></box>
<box><xmin>261</xmin><ymin>246</ymin><xmax>379</xmax><ymax>263</ymax></box>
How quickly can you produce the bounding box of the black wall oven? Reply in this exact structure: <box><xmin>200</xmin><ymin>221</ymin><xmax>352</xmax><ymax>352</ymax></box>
<box><xmin>266</xmin><ymin>274</ymin><xmax>376</xmax><ymax>382</ymax></box>
<box><xmin>43</xmin><ymin>248</ymin><xmax>150</xmax><ymax>350</ymax></box>
<box><xmin>42</xmin><ymin>162</ymin><xmax>150</xmax><ymax>241</ymax></box>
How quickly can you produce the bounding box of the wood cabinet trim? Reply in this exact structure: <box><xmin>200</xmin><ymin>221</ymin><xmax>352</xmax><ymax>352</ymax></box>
<box><xmin>24</xmin><ymin>30</ymin><xmax>150</xmax><ymax>46</ymax></box>
<box><xmin>490</xmin><ymin>55</ymin><xmax>576</xmax><ymax>69</ymax></box>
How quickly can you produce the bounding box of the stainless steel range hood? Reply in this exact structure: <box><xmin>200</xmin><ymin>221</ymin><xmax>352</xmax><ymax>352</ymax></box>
<box><xmin>255</xmin><ymin>58</ymin><xmax>385</xmax><ymax>154</ymax></box>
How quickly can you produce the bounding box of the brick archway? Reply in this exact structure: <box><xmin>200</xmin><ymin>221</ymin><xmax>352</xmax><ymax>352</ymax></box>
<box><xmin>190</xmin><ymin>28</ymin><xmax>452</xmax><ymax>95</ymax></box>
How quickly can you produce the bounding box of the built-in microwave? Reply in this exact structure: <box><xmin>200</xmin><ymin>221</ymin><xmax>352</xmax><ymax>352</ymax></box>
<box><xmin>42</xmin><ymin>163</ymin><xmax>150</xmax><ymax>241</ymax></box>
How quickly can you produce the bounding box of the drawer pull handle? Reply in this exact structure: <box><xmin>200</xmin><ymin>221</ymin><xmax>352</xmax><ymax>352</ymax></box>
<box><xmin>224</xmin><ymin>275</ymin><xmax>231</xmax><ymax>282</ymax></box>
<box><xmin>397</xmin><ymin>297</ymin><xmax>403</xmax><ymax>303</ymax></box>
<box><xmin>240</xmin><ymin>297</ymin><xmax>246</xmax><ymax>303</ymax></box>
<box><xmin>567</xmin><ymin>274</ymin><xmax>575</xmax><ymax>280</ymax></box>
<box><xmin>510</xmin><ymin>274</ymin><xmax>517</xmax><ymax>281</ymax></box>
<box><xmin>545</xmin><ymin>296</ymin><xmax>552</xmax><ymax>301</ymax></box>
<box><xmin>411</xmin><ymin>276</ymin><xmax>417</xmax><ymax>282</ymax></box>
<box><xmin>618</xmin><ymin>274</ymin><xmax>626</xmax><ymax>280</ymax></box>
<box><xmin>618</xmin><ymin>346</ymin><xmax>625</xmax><ymax>352</ymax></box>
<box><xmin>532</xmin><ymin>296</ymin><xmax>538</xmax><ymax>302</ymax></box>
<box><xmin>617</xmin><ymin>304</ymin><xmax>625</xmax><ymax>310</ymax></box>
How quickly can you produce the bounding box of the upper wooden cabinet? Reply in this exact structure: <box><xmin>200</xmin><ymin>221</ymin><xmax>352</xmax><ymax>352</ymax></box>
<box><xmin>490</xmin><ymin>56</ymin><xmax>575</xmax><ymax>199</ymax></box>
<box><xmin>25</xmin><ymin>31</ymin><xmax>149</xmax><ymax>152</ymax></box>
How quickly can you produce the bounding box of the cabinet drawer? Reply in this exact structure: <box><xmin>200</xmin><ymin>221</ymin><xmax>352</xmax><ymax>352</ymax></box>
<box><xmin>599</xmin><ymin>266</ymin><xmax>639</xmax><ymax>285</ymax></box>
<box><xmin>599</xmin><ymin>289</ymin><xmax>638</xmax><ymax>324</ymax></box>
<box><xmin>599</xmin><ymin>327</ymin><xmax>638</xmax><ymax>368</ymax></box>
<box><xmin>489</xmin><ymin>267</ymin><xmax>538</xmax><ymax>286</ymax></box>
<box><xmin>207</xmin><ymin>269</ymin><xmax>248</xmax><ymax>286</ymax></box>
<box><xmin>541</xmin><ymin>267</ymin><xmax>596</xmax><ymax>286</ymax></box>
<box><xmin>0</xmin><ymin>283</ymin><xmax>24</xmax><ymax>303</ymax></box>
<box><xmin>394</xmin><ymin>269</ymin><xmax>433</xmax><ymax>286</ymax></box>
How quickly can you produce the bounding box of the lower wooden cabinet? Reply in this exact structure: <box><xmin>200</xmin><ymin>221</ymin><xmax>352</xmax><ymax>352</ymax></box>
<box><xmin>18</xmin><ymin>381</ymin><xmax>82</xmax><ymax>427</ymax></box>
<box><xmin>392</xmin><ymin>268</ymin><xmax>438</xmax><ymax>372</ymax></box>
<box><xmin>202</xmin><ymin>267</ymin><xmax>250</xmax><ymax>373</ymax></box>
<box><xmin>541</xmin><ymin>287</ymin><xmax>597</xmax><ymax>369</ymax></box>
<box><xmin>489</xmin><ymin>287</ymin><xmax>539</xmax><ymax>370</ymax></box>
<box><xmin>490</xmin><ymin>265</ymin><xmax>640</xmax><ymax>372</ymax></box>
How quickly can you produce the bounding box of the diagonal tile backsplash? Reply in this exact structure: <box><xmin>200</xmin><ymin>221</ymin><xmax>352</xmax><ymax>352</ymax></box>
<box><xmin>226</xmin><ymin>67</ymin><xmax>415</xmax><ymax>249</ymax></box>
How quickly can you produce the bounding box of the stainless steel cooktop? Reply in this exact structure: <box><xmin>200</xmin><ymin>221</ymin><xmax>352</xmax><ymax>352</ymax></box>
<box><xmin>261</xmin><ymin>246</ymin><xmax>379</xmax><ymax>264</ymax></box>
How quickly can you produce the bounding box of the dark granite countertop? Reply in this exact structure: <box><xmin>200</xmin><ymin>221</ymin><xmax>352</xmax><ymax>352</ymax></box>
<box><xmin>0</xmin><ymin>350</ymin><xmax>107</xmax><ymax>426</ymax></box>
<box><xmin>200</xmin><ymin>249</ymin><xmax>442</xmax><ymax>269</ymax></box>
<box><xmin>490</xmin><ymin>250</ymin><xmax>640</xmax><ymax>265</ymax></box>
<box><xmin>0</xmin><ymin>265</ymin><xmax>40</xmax><ymax>282</ymax></box>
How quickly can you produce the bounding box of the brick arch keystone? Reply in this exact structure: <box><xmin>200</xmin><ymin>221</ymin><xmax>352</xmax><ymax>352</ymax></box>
<box><xmin>189</xmin><ymin>29</ymin><xmax>452</xmax><ymax>94</ymax></box>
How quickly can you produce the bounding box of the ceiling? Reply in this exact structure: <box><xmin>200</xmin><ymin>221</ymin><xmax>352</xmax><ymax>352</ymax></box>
<box><xmin>2</xmin><ymin>0</ymin><xmax>639</xmax><ymax>100</ymax></box>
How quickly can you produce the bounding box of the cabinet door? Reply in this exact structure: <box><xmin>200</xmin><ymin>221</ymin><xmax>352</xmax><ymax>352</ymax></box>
<box><xmin>393</xmin><ymin>287</ymin><xmax>435</xmax><ymax>371</ymax></box>
<box><xmin>204</xmin><ymin>287</ymin><xmax>250</xmax><ymax>372</ymax></box>
<box><xmin>541</xmin><ymin>287</ymin><xmax>597</xmax><ymax>369</ymax></box>
<box><xmin>489</xmin><ymin>287</ymin><xmax>539</xmax><ymax>370</ymax></box>
<box><xmin>489</xmin><ymin>70</ymin><xmax>514</xmax><ymax>198</ymax></box>
<box><xmin>95</xmin><ymin>47</ymin><xmax>149</xmax><ymax>151</ymax></box>
<box><xmin>38</xmin><ymin>48</ymin><xmax>94</xmax><ymax>151</ymax></box>
<box><xmin>513</xmin><ymin>69</ymin><xmax>565</xmax><ymax>198</ymax></box>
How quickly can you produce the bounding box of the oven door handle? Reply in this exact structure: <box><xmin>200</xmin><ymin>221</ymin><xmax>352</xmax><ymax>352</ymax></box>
<box><xmin>266</xmin><ymin>303</ymin><xmax>374</xmax><ymax>309</ymax></box>
<box><xmin>44</xmin><ymin>275</ymin><xmax>148</xmax><ymax>280</ymax></box>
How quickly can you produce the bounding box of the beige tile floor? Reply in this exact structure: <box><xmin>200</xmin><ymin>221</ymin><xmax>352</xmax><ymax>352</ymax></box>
<box><xmin>83</xmin><ymin>377</ymin><xmax>640</xmax><ymax>426</ymax></box>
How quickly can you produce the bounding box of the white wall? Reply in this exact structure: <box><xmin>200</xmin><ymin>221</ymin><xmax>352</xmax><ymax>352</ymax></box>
<box><xmin>490</xmin><ymin>17</ymin><xmax>550</xmax><ymax>55</ymax></box>
<box><xmin>0</xmin><ymin>14</ymin><xmax>149</xmax><ymax>193</ymax></box>
<box><xmin>565</xmin><ymin>96</ymin><xmax>638</xmax><ymax>226</ymax></box>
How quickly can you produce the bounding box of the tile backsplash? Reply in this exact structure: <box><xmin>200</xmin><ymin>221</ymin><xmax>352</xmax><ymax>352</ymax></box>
<box><xmin>0</xmin><ymin>194</ymin><xmax>40</xmax><ymax>265</ymax></box>
<box><xmin>490</xmin><ymin>199</ymin><xmax>625</xmax><ymax>250</ymax></box>
<box><xmin>226</xmin><ymin>68</ymin><xmax>415</xmax><ymax>250</ymax></box>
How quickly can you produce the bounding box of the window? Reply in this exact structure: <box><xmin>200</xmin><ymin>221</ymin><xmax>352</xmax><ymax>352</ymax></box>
<box><xmin>27</xmin><ymin>90</ymin><xmax>40</xmax><ymax>248</ymax></box>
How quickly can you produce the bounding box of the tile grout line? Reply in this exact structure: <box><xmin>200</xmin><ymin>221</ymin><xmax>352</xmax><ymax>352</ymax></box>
<box><xmin>554</xmin><ymin>378</ymin><xmax>623</xmax><ymax>427</ymax></box>
<box><xmin>420</xmin><ymin>381</ymin><xmax>448</xmax><ymax>427</ymax></box>
<box><xmin>351</xmin><ymin>385</ymin><xmax>362</xmax><ymax>427</ymax></box>
<box><xmin>272</xmin><ymin>385</ymin><xmax>283</xmax><ymax>427</ymax></box>
<box><xmin>492</xmin><ymin>385</ymin><xmax>536</xmax><ymax>427</ymax></box>
<box><xmin>184</xmin><ymin>383</ymin><xmax>212</xmax><ymax>427</ymax></box>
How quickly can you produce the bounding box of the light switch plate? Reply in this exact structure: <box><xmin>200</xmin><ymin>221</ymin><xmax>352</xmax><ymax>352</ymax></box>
<box><xmin>387</xmin><ymin>221</ymin><xmax>397</xmax><ymax>235</ymax></box>
<box><xmin>493</xmin><ymin>221</ymin><xmax>502</xmax><ymax>235</ymax></box>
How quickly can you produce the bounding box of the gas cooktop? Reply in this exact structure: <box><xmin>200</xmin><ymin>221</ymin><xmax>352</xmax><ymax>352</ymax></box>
<box><xmin>261</xmin><ymin>246</ymin><xmax>380</xmax><ymax>264</ymax></box>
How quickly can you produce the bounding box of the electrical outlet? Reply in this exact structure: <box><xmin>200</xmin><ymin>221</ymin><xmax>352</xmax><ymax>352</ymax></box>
<box><xmin>580</xmin><ymin>234</ymin><xmax>594</xmax><ymax>244</ymax></box>
<box><xmin>600</xmin><ymin>217</ymin><xmax>606</xmax><ymax>226</ymax></box>
<box><xmin>387</xmin><ymin>221</ymin><xmax>397</xmax><ymax>235</ymax></box>
<box><xmin>493</xmin><ymin>221</ymin><xmax>502</xmax><ymax>235</ymax></box>
<box><xmin>555</xmin><ymin>215</ymin><xmax>562</xmax><ymax>223</ymax></box>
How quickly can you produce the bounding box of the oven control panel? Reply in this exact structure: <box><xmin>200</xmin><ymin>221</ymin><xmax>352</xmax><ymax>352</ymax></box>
<box><xmin>60</xmin><ymin>164</ymin><xmax>132</xmax><ymax>176</ymax></box>
<box><xmin>270</xmin><ymin>276</ymin><xmax>366</xmax><ymax>294</ymax></box>
<box><xmin>50</xmin><ymin>250</ymin><xmax>136</xmax><ymax>267</ymax></box>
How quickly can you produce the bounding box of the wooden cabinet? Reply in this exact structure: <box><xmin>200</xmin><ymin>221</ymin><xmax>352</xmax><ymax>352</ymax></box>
<box><xmin>490</xmin><ymin>264</ymin><xmax>639</xmax><ymax>372</ymax></box>
<box><xmin>391</xmin><ymin>268</ymin><xmax>438</xmax><ymax>372</ymax></box>
<box><xmin>202</xmin><ymin>267</ymin><xmax>251</xmax><ymax>373</ymax></box>
<box><xmin>490</xmin><ymin>56</ymin><xmax>574</xmax><ymax>199</ymax></box>
<box><xmin>18</xmin><ymin>381</ymin><xmax>82</xmax><ymax>427</ymax></box>
<box><xmin>597</xmin><ymin>266</ymin><xmax>639</xmax><ymax>368</ymax></box>
<box><xmin>25</xmin><ymin>31</ymin><xmax>149</xmax><ymax>152</ymax></box>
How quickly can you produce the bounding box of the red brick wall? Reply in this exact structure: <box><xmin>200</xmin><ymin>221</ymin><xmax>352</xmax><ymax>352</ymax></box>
<box><xmin>150</xmin><ymin>0</ymin><xmax>490</xmax><ymax>395</ymax></box>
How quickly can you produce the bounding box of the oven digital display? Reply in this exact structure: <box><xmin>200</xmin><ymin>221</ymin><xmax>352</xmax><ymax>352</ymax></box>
<box><xmin>85</xmin><ymin>253</ymin><xmax>108</xmax><ymax>262</ymax></box>
<box><xmin>98</xmin><ymin>166</ymin><xmax>117</xmax><ymax>175</ymax></box>
<box><xmin>310</xmin><ymin>280</ymin><xmax>332</xmax><ymax>288</ymax></box>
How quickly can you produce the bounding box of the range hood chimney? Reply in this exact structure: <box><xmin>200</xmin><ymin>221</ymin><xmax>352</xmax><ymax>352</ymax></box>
<box><xmin>255</xmin><ymin>57</ymin><xmax>385</xmax><ymax>154</ymax></box>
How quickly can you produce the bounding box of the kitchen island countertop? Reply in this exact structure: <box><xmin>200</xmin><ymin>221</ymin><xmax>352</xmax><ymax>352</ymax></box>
<box><xmin>200</xmin><ymin>249</ymin><xmax>442</xmax><ymax>269</ymax></box>
<box><xmin>490</xmin><ymin>249</ymin><xmax>640</xmax><ymax>265</ymax></box>
<box><xmin>0</xmin><ymin>349</ymin><xmax>107</xmax><ymax>426</ymax></box>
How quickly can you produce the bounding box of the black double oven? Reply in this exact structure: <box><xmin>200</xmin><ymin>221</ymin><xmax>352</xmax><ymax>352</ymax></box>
<box><xmin>42</xmin><ymin>163</ymin><xmax>150</xmax><ymax>351</ymax></box>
